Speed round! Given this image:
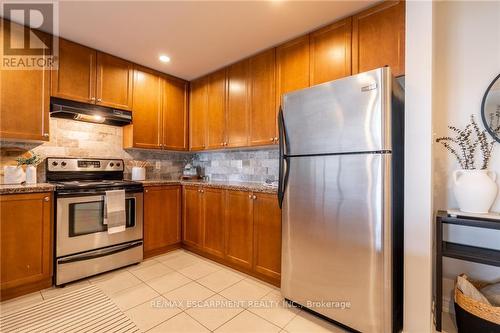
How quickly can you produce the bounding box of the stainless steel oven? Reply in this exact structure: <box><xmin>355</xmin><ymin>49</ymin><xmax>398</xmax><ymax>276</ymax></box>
<box><xmin>47</xmin><ymin>157</ymin><xmax>144</xmax><ymax>286</ymax></box>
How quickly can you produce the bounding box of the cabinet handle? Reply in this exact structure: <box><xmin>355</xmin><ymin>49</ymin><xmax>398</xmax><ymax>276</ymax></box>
<box><xmin>274</xmin><ymin>137</ymin><xmax>278</xmax><ymax>143</ymax></box>
<box><xmin>253</xmin><ymin>195</ymin><xmax>257</xmax><ymax>200</ymax></box>
<box><xmin>270</xmin><ymin>138</ymin><xmax>274</xmax><ymax>142</ymax></box>
<box><xmin>97</xmin><ymin>98</ymin><xmax>102</xmax><ymax>102</ymax></box>
<box><xmin>89</xmin><ymin>97</ymin><xmax>96</xmax><ymax>102</ymax></box>
<box><xmin>145</xmin><ymin>189</ymin><xmax>149</xmax><ymax>193</ymax></box>
<box><xmin>248</xmin><ymin>194</ymin><xmax>252</xmax><ymax>199</ymax></box>
<box><xmin>221</xmin><ymin>142</ymin><xmax>225</xmax><ymax>146</ymax></box>
<box><xmin>43</xmin><ymin>133</ymin><xmax>49</xmax><ymax>137</ymax></box>
<box><xmin>44</xmin><ymin>196</ymin><xmax>50</xmax><ymax>202</ymax></box>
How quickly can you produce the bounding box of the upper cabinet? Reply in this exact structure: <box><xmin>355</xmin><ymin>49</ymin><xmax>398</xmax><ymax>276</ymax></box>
<box><xmin>95</xmin><ymin>52</ymin><xmax>134</xmax><ymax>110</ymax></box>
<box><xmin>207</xmin><ymin>69</ymin><xmax>227</xmax><ymax>149</ymax></box>
<box><xmin>162</xmin><ymin>76</ymin><xmax>189</xmax><ymax>150</ymax></box>
<box><xmin>352</xmin><ymin>0</ymin><xmax>405</xmax><ymax>77</ymax></box>
<box><xmin>189</xmin><ymin>77</ymin><xmax>208</xmax><ymax>150</ymax></box>
<box><xmin>51</xmin><ymin>39</ymin><xmax>96</xmax><ymax>104</ymax></box>
<box><xmin>276</xmin><ymin>35</ymin><xmax>310</xmax><ymax>103</ymax></box>
<box><xmin>226</xmin><ymin>59</ymin><xmax>250</xmax><ymax>148</ymax></box>
<box><xmin>52</xmin><ymin>39</ymin><xmax>134</xmax><ymax>110</ymax></box>
<box><xmin>249</xmin><ymin>49</ymin><xmax>277</xmax><ymax>146</ymax></box>
<box><xmin>124</xmin><ymin>67</ymin><xmax>189</xmax><ymax>150</ymax></box>
<box><xmin>0</xmin><ymin>20</ymin><xmax>51</xmax><ymax>141</ymax></box>
<box><xmin>310</xmin><ymin>18</ymin><xmax>352</xmax><ymax>85</ymax></box>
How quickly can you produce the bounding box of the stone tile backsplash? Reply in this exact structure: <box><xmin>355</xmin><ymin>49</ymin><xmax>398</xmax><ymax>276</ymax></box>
<box><xmin>0</xmin><ymin>118</ymin><xmax>278</xmax><ymax>184</ymax></box>
<box><xmin>193</xmin><ymin>148</ymin><xmax>278</xmax><ymax>182</ymax></box>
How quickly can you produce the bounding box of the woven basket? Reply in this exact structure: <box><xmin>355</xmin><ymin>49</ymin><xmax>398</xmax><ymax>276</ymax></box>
<box><xmin>454</xmin><ymin>277</ymin><xmax>500</xmax><ymax>333</ymax></box>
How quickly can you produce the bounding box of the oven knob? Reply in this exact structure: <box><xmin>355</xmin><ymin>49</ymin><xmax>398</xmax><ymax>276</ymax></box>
<box><xmin>61</xmin><ymin>161</ymin><xmax>67</xmax><ymax>167</ymax></box>
<box><xmin>52</xmin><ymin>161</ymin><xmax>58</xmax><ymax>166</ymax></box>
<box><xmin>110</xmin><ymin>162</ymin><xmax>114</xmax><ymax>167</ymax></box>
<box><xmin>116</xmin><ymin>163</ymin><xmax>121</xmax><ymax>167</ymax></box>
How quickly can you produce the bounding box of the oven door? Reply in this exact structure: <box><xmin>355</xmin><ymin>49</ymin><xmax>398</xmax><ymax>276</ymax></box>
<box><xmin>56</xmin><ymin>191</ymin><xmax>143</xmax><ymax>257</ymax></box>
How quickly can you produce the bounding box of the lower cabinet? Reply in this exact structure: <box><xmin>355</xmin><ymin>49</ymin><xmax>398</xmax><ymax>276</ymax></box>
<box><xmin>182</xmin><ymin>186</ymin><xmax>203</xmax><ymax>248</ymax></box>
<box><xmin>253</xmin><ymin>193</ymin><xmax>282</xmax><ymax>281</ymax></box>
<box><xmin>225</xmin><ymin>190</ymin><xmax>254</xmax><ymax>270</ymax></box>
<box><xmin>182</xmin><ymin>187</ymin><xmax>282</xmax><ymax>285</ymax></box>
<box><xmin>0</xmin><ymin>192</ymin><xmax>53</xmax><ymax>300</ymax></box>
<box><xmin>144</xmin><ymin>185</ymin><xmax>181</xmax><ymax>258</ymax></box>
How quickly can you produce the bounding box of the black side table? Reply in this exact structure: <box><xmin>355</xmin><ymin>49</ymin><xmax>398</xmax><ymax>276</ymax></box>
<box><xmin>434</xmin><ymin>210</ymin><xmax>500</xmax><ymax>331</ymax></box>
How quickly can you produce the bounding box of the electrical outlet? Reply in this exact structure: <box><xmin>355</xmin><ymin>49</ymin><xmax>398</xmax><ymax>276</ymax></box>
<box><xmin>155</xmin><ymin>161</ymin><xmax>161</xmax><ymax>170</ymax></box>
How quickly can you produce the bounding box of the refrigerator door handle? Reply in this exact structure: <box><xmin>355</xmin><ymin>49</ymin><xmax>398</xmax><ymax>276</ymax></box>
<box><xmin>278</xmin><ymin>107</ymin><xmax>289</xmax><ymax>208</ymax></box>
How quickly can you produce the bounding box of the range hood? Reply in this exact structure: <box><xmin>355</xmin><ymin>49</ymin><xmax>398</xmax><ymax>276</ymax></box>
<box><xmin>50</xmin><ymin>97</ymin><xmax>132</xmax><ymax>126</ymax></box>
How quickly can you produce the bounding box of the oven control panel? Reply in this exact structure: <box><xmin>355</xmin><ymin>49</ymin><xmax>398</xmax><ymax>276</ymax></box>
<box><xmin>47</xmin><ymin>158</ymin><xmax>124</xmax><ymax>172</ymax></box>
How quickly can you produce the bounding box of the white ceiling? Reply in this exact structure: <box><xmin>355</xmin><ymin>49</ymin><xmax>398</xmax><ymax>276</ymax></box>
<box><xmin>53</xmin><ymin>1</ymin><xmax>377</xmax><ymax>80</ymax></box>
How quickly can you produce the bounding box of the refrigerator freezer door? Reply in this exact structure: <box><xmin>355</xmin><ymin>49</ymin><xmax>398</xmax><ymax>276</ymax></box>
<box><xmin>281</xmin><ymin>153</ymin><xmax>392</xmax><ymax>333</ymax></box>
<box><xmin>282</xmin><ymin>67</ymin><xmax>392</xmax><ymax>156</ymax></box>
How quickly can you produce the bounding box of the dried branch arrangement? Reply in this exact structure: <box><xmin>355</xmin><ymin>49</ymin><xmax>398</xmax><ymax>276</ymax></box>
<box><xmin>16</xmin><ymin>151</ymin><xmax>42</xmax><ymax>166</ymax></box>
<box><xmin>436</xmin><ymin>115</ymin><xmax>495</xmax><ymax>170</ymax></box>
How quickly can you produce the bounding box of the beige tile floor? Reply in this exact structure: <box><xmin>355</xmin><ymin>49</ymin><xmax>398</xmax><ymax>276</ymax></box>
<box><xmin>1</xmin><ymin>249</ymin><xmax>349</xmax><ymax>333</ymax></box>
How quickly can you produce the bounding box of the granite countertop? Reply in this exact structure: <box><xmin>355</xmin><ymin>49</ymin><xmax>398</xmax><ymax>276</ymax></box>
<box><xmin>0</xmin><ymin>183</ymin><xmax>56</xmax><ymax>195</ymax></box>
<box><xmin>139</xmin><ymin>179</ymin><xmax>278</xmax><ymax>194</ymax></box>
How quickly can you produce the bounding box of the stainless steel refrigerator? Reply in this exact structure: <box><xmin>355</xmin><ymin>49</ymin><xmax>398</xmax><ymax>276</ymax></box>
<box><xmin>279</xmin><ymin>67</ymin><xmax>404</xmax><ymax>333</ymax></box>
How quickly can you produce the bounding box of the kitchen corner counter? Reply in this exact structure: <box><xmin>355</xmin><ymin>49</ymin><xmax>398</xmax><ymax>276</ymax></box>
<box><xmin>137</xmin><ymin>179</ymin><xmax>278</xmax><ymax>194</ymax></box>
<box><xmin>0</xmin><ymin>183</ymin><xmax>55</xmax><ymax>195</ymax></box>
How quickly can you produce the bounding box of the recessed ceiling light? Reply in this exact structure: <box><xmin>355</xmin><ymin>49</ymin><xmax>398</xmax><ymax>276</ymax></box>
<box><xmin>159</xmin><ymin>55</ymin><xmax>171</xmax><ymax>63</ymax></box>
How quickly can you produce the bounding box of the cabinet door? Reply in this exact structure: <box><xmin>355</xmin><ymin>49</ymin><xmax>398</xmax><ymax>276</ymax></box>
<box><xmin>51</xmin><ymin>38</ymin><xmax>96</xmax><ymax>104</ymax></box>
<box><xmin>1</xmin><ymin>21</ymin><xmax>50</xmax><ymax>141</ymax></box>
<box><xmin>249</xmin><ymin>49</ymin><xmax>277</xmax><ymax>146</ymax></box>
<box><xmin>310</xmin><ymin>18</ymin><xmax>352</xmax><ymax>85</ymax></box>
<box><xmin>253</xmin><ymin>193</ymin><xmax>281</xmax><ymax>281</ymax></box>
<box><xmin>207</xmin><ymin>69</ymin><xmax>227</xmax><ymax>149</ymax></box>
<box><xmin>202</xmin><ymin>188</ymin><xmax>225</xmax><ymax>258</ymax></box>
<box><xmin>182</xmin><ymin>186</ymin><xmax>203</xmax><ymax>248</ymax></box>
<box><xmin>96</xmin><ymin>52</ymin><xmax>133</xmax><ymax>110</ymax></box>
<box><xmin>144</xmin><ymin>186</ymin><xmax>181</xmax><ymax>257</ymax></box>
<box><xmin>225</xmin><ymin>190</ymin><xmax>254</xmax><ymax>269</ymax></box>
<box><xmin>1</xmin><ymin>193</ymin><xmax>52</xmax><ymax>300</ymax></box>
<box><xmin>162</xmin><ymin>76</ymin><xmax>188</xmax><ymax>150</ymax></box>
<box><xmin>352</xmin><ymin>1</ymin><xmax>405</xmax><ymax>77</ymax></box>
<box><xmin>130</xmin><ymin>66</ymin><xmax>162</xmax><ymax>149</ymax></box>
<box><xmin>276</xmin><ymin>35</ymin><xmax>310</xmax><ymax>107</ymax></box>
<box><xmin>189</xmin><ymin>77</ymin><xmax>208</xmax><ymax>150</ymax></box>
<box><xmin>226</xmin><ymin>59</ymin><xmax>250</xmax><ymax>148</ymax></box>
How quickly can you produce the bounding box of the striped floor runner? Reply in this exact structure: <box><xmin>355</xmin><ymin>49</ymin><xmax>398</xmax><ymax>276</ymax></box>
<box><xmin>0</xmin><ymin>285</ymin><xmax>139</xmax><ymax>333</ymax></box>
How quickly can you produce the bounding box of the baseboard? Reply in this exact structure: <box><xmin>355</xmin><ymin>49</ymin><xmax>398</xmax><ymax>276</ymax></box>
<box><xmin>182</xmin><ymin>243</ymin><xmax>280</xmax><ymax>287</ymax></box>
<box><xmin>0</xmin><ymin>278</ymin><xmax>52</xmax><ymax>301</ymax></box>
<box><xmin>144</xmin><ymin>243</ymin><xmax>181</xmax><ymax>259</ymax></box>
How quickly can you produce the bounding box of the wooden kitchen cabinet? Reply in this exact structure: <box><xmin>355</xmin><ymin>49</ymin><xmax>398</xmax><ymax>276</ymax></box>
<box><xmin>207</xmin><ymin>69</ymin><xmax>227</xmax><ymax>149</ymax></box>
<box><xmin>352</xmin><ymin>0</ymin><xmax>405</xmax><ymax>77</ymax></box>
<box><xmin>189</xmin><ymin>77</ymin><xmax>208</xmax><ymax>150</ymax></box>
<box><xmin>225</xmin><ymin>190</ymin><xmax>254</xmax><ymax>270</ymax></box>
<box><xmin>226</xmin><ymin>60</ymin><xmax>250</xmax><ymax>148</ymax></box>
<box><xmin>96</xmin><ymin>52</ymin><xmax>134</xmax><ymax>110</ymax></box>
<box><xmin>276</xmin><ymin>35</ymin><xmax>310</xmax><ymax>106</ymax></box>
<box><xmin>249</xmin><ymin>49</ymin><xmax>277</xmax><ymax>146</ymax></box>
<box><xmin>0</xmin><ymin>21</ymin><xmax>50</xmax><ymax>141</ymax></box>
<box><xmin>124</xmin><ymin>66</ymin><xmax>162</xmax><ymax>149</ymax></box>
<box><xmin>253</xmin><ymin>193</ymin><xmax>281</xmax><ymax>280</ymax></box>
<box><xmin>162</xmin><ymin>76</ymin><xmax>189</xmax><ymax>150</ymax></box>
<box><xmin>144</xmin><ymin>186</ymin><xmax>181</xmax><ymax>258</ymax></box>
<box><xmin>52</xmin><ymin>40</ymin><xmax>135</xmax><ymax>109</ymax></box>
<box><xmin>51</xmin><ymin>38</ymin><xmax>96</xmax><ymax>104</ymax></box>
<box><xmin>310</xmin><ymin>18</ymin><xmax>352</xmax><ymax>85</ymax></box>
<box><xmin>182</xmin><ymin>186</ymin><xmax>203</xmax><ymax>248</ymax></box>
<box><xmin>201</xmin><ymin>188</ymin><xmax>226</xmax><ymax>258</ymax></box>
<box><xmin>0</xmin><ymin>192</ymin><xmax>53</xmax><ymax>300</ymax></box>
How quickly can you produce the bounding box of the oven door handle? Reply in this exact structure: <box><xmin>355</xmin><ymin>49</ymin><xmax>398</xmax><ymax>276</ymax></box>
<box><xmin>57</xmin><ymin>241</ymin><xmax>143</xmax><ymax>264</ymax></box>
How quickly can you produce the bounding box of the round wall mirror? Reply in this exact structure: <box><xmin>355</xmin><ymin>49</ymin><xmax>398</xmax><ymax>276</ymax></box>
<box><xmin>482</xmin><ymin>73</ymin><xmax>500</xmax><ymax>142</ymax></box>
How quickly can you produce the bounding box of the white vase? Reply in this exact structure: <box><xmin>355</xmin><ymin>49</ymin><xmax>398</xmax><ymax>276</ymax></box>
<box><xmin>3</xmin><ymin>166</ymin><xmax>25</xmax><ymax>184</ymax></box>
<box><xmin>25</xmin><ymin>165</ymin><xmax>37</xmax><ymax>184</ymax></box>
<box><xmin>453</xmin><ymin>170</ymin><xmax>498</xmax><ymax>213</ymax></box>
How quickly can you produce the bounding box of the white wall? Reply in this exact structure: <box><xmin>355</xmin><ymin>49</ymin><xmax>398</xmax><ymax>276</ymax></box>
<box><xmin>404</xmin><ymin>1</ymin><xmax>434</xmax><ymax>332</ymax></box>
<box><xmin>433</xmin><ymin>0</ymin><xmax>500</xmax><ymax>313</ymax></box>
